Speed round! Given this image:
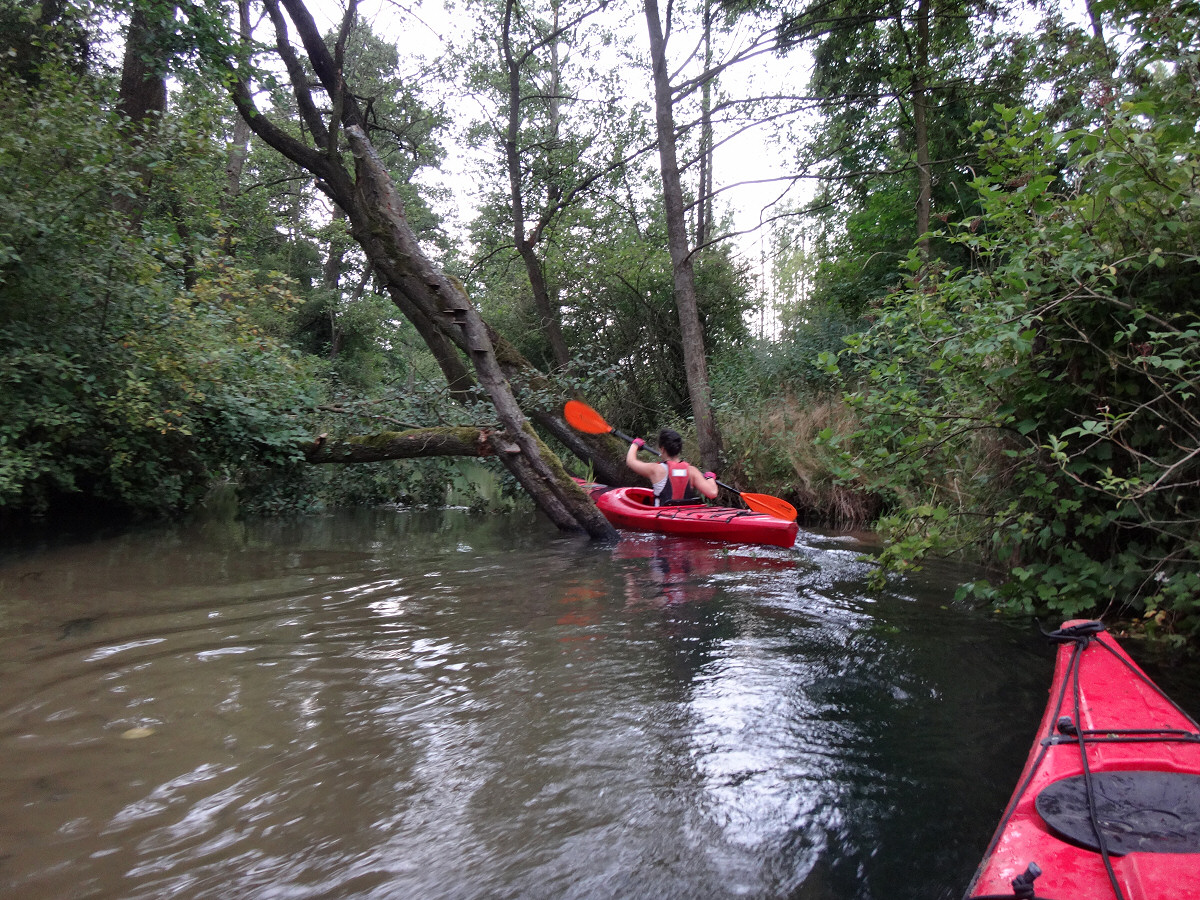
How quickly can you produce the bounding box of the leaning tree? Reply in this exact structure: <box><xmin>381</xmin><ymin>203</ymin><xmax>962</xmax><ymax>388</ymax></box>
<box><xmin>220</xmin><ymin>0</ymin><xmax>623</xmax><ymax>537</ymax></box>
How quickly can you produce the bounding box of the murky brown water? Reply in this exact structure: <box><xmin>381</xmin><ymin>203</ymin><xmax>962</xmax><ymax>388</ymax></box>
<box><xmin>1</xmin><ymin>508</ymin><xmax>1197</xmax><ymax>899</ymax></box>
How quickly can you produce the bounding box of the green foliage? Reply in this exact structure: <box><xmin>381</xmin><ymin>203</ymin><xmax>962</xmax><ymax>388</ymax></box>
<box><xmin>784</xmin><ymin>0</ymin><xmax>1037</xmax><ymax>317</ymax></box>
<box><xmin>0</xmin><ymin>12</ymin><xmax>523</xmax><ymax>523</ymax></box>
<box><xmin>466</xmin><ymin>163</ymin><xmax>754</xmax><ymax>434</ymax></box>
<box><xmin>828</xmin><ymin>62</ymin><xmax>1200</xmax><ymax>635</ymax></box>
<box><xmin>0</xmin><ymin>0</ymin><xmax>97</xmax><ymax>82</ymax></box>
<box><xmin>0</xmin><ymin>51</ymin><xmax>320</xmax><ymax>516</ymax></box>
<box><xmin>560</xmin><ymin>230</ymin><xmax>754</xmax><ymax>436</ymax></box>
<box><xmin>802</xmin><ymin>179</ymin><xmax>922</xmax><ymax>318</ymax></box>
<box><xmin>712</xmin><ymin>313</ymin><xmax>858</xmax><ymax>400</ymax></box>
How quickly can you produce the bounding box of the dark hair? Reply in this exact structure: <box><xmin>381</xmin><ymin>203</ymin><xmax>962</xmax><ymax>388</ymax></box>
<box><xmin>657</xmin><ymin>428</ymin><xmax>683</xmax><ymax>457</ymax></box>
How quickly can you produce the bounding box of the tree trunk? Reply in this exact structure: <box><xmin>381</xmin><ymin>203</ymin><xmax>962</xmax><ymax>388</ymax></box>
<box><xmin>696</xmin><ymin>0</ymin><xmax>714</xmax><ymax>248</ymax></box>
<box><xmin>503</xmin><ymin>0</ymin><xmax>571</xmax><ymax>370</ymax></box>
<box><xmin>304</xmin><ymin>426</ymin><xmax>509</xmax><ymax>463</ymax></box>
<box><xmin>1084</xmin><ymin>0</ymin><xmax>1111</xmax><ymax>62</ymax></box>
<box><xmin>225</xmin><ymin>114</ymin><xmax>252</xmax><ymax>197</ymax></box>
<box><xmin>114</xmin><ymin>2</ymin><xmax>173</xmax><ymax>227</ymax></box>
<box><xmin>642</xmin><ymin>0</ymin><xmax>723</xmax><ymax>473</ymax></box>
<box><xmin>117</xmin><ymin>4</ymin><xmax>169</xmax><ymax>125</ymax></box>
<box><xmin>224</xmin><ymin>1</ymin><xmax>254</xmax><ymax>202</ymax></box>
<box><xmin>911</xmin><ymin>0</ymin><xmax>932</xmax><ymax>261</ymax></box>
<box><xmin>324</xmin><ymin>206</ymin><xmax>347</xmax><ymax>359</ymax></box>
<box><xmin>324</xmin><ymin>214</ymin><xmax>346</xmax><ymax>294</ymax></box>
<box><xmin>302</xmin><ymin>423</ymin><xmax>636</xmax><ymax>496</ymax></box>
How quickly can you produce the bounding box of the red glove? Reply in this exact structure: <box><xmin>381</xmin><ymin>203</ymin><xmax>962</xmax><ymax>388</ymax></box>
<box><xmin>633</xmin><ymin>437</ymin><xmax>645</xmax><ymax>448</ymax></box>
<box><xmin>704</xmin><ymin>471</ymin><xmax>716</xmax><ymax>480</ymax></box>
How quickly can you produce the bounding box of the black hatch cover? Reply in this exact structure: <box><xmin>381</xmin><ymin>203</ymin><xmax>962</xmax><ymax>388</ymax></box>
<box><xmin>1036</xmin><ymin>771</ymin><xmax>1200</xmax><ymax>855</ymax></box>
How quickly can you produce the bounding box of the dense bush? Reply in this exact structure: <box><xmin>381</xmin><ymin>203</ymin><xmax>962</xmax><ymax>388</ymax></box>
<box><xmin>824</xmin><ymin>84</ymin><xmax>1200</xmax><ymax>636</ymax></box>
<box><xmin>0</xmin><ymin>58</ymin><xmax>321</xmax><ymax>515</ymax></box>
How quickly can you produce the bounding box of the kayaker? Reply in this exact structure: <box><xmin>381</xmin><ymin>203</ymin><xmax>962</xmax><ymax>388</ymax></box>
<box><xmin>626</xmin><ymin>429</ymin><xmax>719</xmax><ymax>506</ymax></box>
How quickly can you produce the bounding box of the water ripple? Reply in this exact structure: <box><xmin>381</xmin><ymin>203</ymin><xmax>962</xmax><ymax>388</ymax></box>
<box><xmin>0</xmin><ymin>509</ymin><xmax>1092</xmax><ymax>899</ymax></box>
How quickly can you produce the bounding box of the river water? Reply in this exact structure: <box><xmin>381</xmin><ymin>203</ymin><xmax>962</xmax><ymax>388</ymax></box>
<box><xmin>1</xmin><ymin>508</ymin><xmax>1197</xmax><ymax>900</ymax></box>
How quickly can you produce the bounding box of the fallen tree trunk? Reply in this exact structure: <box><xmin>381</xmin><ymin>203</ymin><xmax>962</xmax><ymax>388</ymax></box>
<box><xmin>302</xmin><ymin>425</ymin><xmax>633</xmax><ymax>490</ymax></box>
<box><xmin>303</xmin><ymin>427</ymin><xmax>509</xmax><ymax>464</ymax></box>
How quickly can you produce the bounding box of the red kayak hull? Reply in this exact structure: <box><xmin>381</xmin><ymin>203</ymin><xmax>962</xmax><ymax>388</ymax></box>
<box><xmin>580</xmin><ymin>482</ymin><xmax>797</xmax><ymax>548</ymax></box>
<box><xmin>966</xmin><ymin>619</ymin><xmax>1200</xmax><ymax>900</ymax></box>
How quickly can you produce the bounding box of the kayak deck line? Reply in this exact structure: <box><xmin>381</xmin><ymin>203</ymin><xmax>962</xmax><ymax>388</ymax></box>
<box><xmin>647</xmin><ymin>506</ymin><xmax>764</xmax><ymax>522</ymax></box>
<box><xmin>965</xmin><ymin>619</ymin><xmax>1200</xmax><ymax>900</ymax></box>
<box><xmin>1041</xmin><ymin>728</ymin><xmax>1200</xmax><ymax>747</ymax></box>
<box><xmin>586</xmin><ymin>484</ymin><xmax>765</xmax><ymax>516</ymax></box>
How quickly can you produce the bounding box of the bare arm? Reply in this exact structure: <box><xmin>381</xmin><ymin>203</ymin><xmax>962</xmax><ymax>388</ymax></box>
<box><xmin>689</xmin><ymin>465</ymin><xmax>719</xmax><ymax>500</ymax></box>
<box><xmin>626</xmin><ymin>442</ymin><xmax>666</xmax><ymax>482</ymax></box>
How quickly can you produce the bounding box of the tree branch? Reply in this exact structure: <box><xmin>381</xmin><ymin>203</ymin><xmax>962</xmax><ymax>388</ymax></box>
<box><xmin>303</xmin><ymin>426</ymin><xmax>516</xmax><ymax>464</ymax></box>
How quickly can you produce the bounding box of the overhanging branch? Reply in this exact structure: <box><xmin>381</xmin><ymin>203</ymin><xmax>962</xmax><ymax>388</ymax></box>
<box><xmin>303</xmin><ymin>426</ymin><xmax>517</xmax><ymax>464</ymax></box>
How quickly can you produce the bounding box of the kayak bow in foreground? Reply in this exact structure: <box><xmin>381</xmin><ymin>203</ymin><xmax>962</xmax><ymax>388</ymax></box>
<box><xmin>965</xmin><ymin>619</ymin><xmax>1200</xmax><ymax>900</ymax></box>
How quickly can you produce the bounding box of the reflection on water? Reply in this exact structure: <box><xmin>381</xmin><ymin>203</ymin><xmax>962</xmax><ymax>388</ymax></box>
<box><xmin>2</xmin><ymin>509</ymin><xmax>1194</xmax><ymax>899</ymax></box>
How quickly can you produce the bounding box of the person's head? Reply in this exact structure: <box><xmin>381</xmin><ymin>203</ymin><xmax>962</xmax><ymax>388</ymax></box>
<box><xmin>657</xmin><ymin>429</ymin><xmax>684</xmax><ymax>458</ymax></box>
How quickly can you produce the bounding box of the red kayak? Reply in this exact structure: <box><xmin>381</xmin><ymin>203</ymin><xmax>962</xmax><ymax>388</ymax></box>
<box><xmin>578</xmin><ymin>481</ymin><xmax>798</xmax><ymax>548</ymax></box>
<box><xmin>965</xmin><ymin>620</ymin><xmax>1200</xmax><ymax>900</ymax></box>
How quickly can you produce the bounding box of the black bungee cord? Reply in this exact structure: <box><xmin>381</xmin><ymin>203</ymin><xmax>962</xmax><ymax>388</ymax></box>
<box><xmin>1066</xmin><ymin>630</ymin><xmax>1127</xmax><ymax>900</ymax></box>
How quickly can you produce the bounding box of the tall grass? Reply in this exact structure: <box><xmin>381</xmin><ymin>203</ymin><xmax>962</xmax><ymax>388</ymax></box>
<box><xmin>709</xmin><ymin>325</ymin><xmax>880</xmax><ymax>529</ymax></box>
<box><xmin>717</xmin><ymin>394</ymin><xmax>881</xmax><ymax>529</ymax></box>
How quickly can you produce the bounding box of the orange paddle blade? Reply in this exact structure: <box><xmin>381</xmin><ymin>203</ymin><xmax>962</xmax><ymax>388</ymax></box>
<box><xmin>563</xmin><ymin>400</ymin><xmax>613</xmax><ymax>435</ymax></box>
<box><xmin>740</xmin><ymin>492</ymin><xmax>798</xmax><ymax>522</ymax></box>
